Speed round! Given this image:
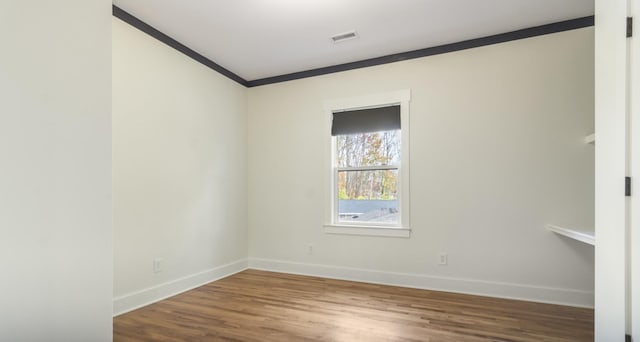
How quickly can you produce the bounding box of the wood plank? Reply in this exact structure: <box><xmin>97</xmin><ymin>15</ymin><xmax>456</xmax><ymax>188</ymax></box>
<box><xmin>114</xmin><ymin>270</ymin><xmax>593</xmax><ymax>341</ymax></box>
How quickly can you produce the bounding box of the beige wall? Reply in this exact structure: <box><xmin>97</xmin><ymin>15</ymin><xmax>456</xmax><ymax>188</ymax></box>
<box><xmin>0</xmin><ymin>1</ymin><xmax>113</xmax><ymax>340</ymax></box>
<box><xmin>112</xmin><ymin>17</ymin><xmax>248</xmax><ymax>313</ymax></box>
<box><xmin>247</xmin><ymin>27</ymin><xmax>595</xmax><ymax>306</ymax></box>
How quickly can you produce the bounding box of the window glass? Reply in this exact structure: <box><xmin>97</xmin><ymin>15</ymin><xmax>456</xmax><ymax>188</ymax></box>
<box><xmin>336</xmin><ymin>131</ymin><xmax>400</xmax><ymax>167</ymax></box>
<box><xmin>335</xmin><ymin>130</ymin><xmax>400</xmax><ymax>224</ymax></box>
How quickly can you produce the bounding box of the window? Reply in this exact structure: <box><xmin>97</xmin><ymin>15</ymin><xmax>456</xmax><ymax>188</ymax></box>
<box><xmin>324</xmin><ymin>90</ymin><xmax>411</xmax><ymax>237</ymax></box>
<box><xmin>334</xmin><ymin>107</ymin><xmax>400</xmax><ymax>224</ymax></box>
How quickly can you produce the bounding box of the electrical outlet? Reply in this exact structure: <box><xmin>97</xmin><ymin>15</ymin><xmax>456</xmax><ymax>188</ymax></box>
<box><xmin>307</xmin><ymin>244</ymin><xmax>314</xmax><ymax>255</ymax></box>
<box><xmin>438</xmin><ymin>253</ymin><xmax>448</xmax><ymax>266</ymax></box>
<box><xmin>153</xmin><ymin>258</ymin><xmax>163</xmax><ymax>273</ymax></box>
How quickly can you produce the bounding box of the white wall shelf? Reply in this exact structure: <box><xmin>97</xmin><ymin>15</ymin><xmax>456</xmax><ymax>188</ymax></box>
<box><xmin>547</xmin><ymin>225</ymin><xmax>595</xmax><ymax>246</ymax></box>
<box><xmin>584</xmin><ymin>133</ymin><xmax>595</xmax><ymax>144</ymax></box>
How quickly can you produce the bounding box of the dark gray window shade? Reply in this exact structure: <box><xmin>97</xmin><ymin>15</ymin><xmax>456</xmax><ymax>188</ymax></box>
<box><xmin>331</xmin><ymin>105</ymin><xmax>400</xmax><ymax>136</ymax></box>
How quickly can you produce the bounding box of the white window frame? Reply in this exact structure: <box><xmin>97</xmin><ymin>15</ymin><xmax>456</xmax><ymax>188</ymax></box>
<box><xmin>323</xmin><ymin>90</ymin><xmax>411</xmax><ymax>238</ymax></box>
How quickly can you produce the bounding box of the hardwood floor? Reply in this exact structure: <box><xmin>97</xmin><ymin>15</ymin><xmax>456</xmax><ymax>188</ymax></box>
<box><xmin>114</xmin><ymin>270</ymin><xmax>593</xmax><ymax>341</ymax></box>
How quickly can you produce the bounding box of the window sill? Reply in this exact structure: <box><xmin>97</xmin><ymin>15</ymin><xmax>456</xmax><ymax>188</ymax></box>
<box><xmin>323</xmin><ymin>224</ymin><xmax>411</xmax><ymax>238</ymax></box>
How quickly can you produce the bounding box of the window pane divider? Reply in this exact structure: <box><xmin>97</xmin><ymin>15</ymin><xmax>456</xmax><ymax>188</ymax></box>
<box><xmin>336</xmin><ymin>165</ymin><xmax>399</xmax><ymax>172</ymax></box>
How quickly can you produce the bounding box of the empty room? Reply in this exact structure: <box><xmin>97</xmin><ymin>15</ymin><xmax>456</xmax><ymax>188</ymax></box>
<box><xmin>1</xmin><ymin>0</ymin><xmax>638</xmax><ymax>341</ymax></box>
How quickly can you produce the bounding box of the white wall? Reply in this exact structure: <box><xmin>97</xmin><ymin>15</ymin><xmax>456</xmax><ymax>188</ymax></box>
<box><xmin>112</xmin><ymin>18</ymin><xmax>248</xmax><ymax>314</ymax></box>
<box><xmin>248</xmin><ymin>28</ymin><xmax>595</xmax><ymax>307</ymax></box>
<box><xmin>594</xmin><ymin>0</ymin><xmax>630</xmax><ymax>339</ymax></box>
<box><xmin>0</xmin><ymin>1</ymin><xmax>112</xmax><ymax>341</ymax></box>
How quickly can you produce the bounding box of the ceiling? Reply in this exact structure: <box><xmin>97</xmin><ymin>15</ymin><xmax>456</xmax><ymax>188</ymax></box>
<box><xmin>112</xmin><ymin>0</ymin><xmax>594</xmax><ymax>82</ymax></box>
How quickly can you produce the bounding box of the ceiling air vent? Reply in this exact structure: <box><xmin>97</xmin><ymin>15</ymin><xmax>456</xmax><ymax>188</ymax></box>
<box><xmin>332</xmin><ymin>30</ymin><xmax>358</xmax><ymax>43</ymax></box>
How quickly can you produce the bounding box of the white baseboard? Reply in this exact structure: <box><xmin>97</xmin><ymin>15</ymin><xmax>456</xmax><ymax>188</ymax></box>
<box><xmin>248</xmin><ymin>258</ymin><xmax>594</xmax><ymax>308</ymax></box>
<box><xmin>113</xmin><ymin>258</ymin><xmax>248</xmax><ymax>316</ymax></box>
